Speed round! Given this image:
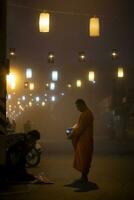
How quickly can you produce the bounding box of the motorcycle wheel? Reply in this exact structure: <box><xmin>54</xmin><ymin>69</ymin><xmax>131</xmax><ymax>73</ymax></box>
<box><xmin>26</xmin><ymin>148</ymin><xmax>41</xmax><ymax>168</ymax></box>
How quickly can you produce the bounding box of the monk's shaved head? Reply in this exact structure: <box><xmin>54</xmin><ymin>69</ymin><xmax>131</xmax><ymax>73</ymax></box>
<box><xmin>75</xmin><ymin>99</ymin><xmax>87</xmax><ymax>112</ymax></box>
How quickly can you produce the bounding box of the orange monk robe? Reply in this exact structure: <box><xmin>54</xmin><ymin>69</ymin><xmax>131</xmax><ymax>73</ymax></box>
<box><xmin>72</xmin><ymin>108</ymin><xmax>94</xmax><ymax>174</ymax></box>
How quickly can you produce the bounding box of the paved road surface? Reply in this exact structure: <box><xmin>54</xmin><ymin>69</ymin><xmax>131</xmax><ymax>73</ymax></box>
<box><xmin>0</xmin><ymin>139</ymin><xmax>134</xmax><ymax>200</ymax></box>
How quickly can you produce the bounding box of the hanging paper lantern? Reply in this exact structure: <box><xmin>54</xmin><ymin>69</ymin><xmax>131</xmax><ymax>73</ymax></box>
<box><xmin>117</xmin><ymin>67</ymin><xmax>124</xmax><ymax>78</ymax></box>
<box><xmin>89</xmin><ymin>17</ymin><xmax>100</xmax><ymax>37</ymax></box>
<box><xmin>39</xmin><ymin>12</ymin><xmax>50</xmax><ymax>32</ymax></box>
<box><xmin>29</xmin><ymin>83</ymin><xmax>34</xmax><ymax>90</ymax></box>
<box><xmin>26</xmin><ymin>68</ymin><xmax>32</xmax><ymax>79</ymax></box>
<box><xmin>50</xmin><ymin>82</ymin><xmax>55</xmax><ymax>90</ymax></box>
<box><xmin>76</xmin><ymin>80</ymin><xmax>82</xmax><ymax>87</ymax></box>
<box><xmin>52</xmin><ymin>71</ymin><xmax>58</xmax><ymax>81</ymax></box>
<box><xmin>88</xmin><ymin>71</ymin><xmax>95</xmax><ymax>82</ymax></box>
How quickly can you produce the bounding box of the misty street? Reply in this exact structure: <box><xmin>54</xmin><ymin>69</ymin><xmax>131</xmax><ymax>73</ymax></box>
<box><xmin>0</xmin><ymin>138</ymin><xmax>134</xmax><ymax>200</ymax></box>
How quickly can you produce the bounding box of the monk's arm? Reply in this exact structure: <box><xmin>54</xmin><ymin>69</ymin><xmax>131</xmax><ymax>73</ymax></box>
<box><xmin>72</xmin><ymin>113</ymin><xmax>88</xmax><ymax>139</ymax></box>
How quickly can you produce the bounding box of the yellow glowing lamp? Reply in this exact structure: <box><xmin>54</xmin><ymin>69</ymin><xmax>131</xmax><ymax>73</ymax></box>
<box><xmin>39</xmin><ymin>12</ymin><xmax>50</xmax><ymax>32</ymax></box>
<box><xmin>89</xmin><ymin>17</ymin><xmax>100</xmax><ymax>37</ymax></box>
<box><xmin>88</xmin><ymin>71</ymin><xmax>95</xmax><ymax>82</ymax></box>
<box><xmin>42</xmin><ymin>102</ymin><xmax>46</xmax><ymax>106</ymax></box>
<box><xmin>29</xmin><ymin>102</ymin><xmax>32</xmax><ymax>107</ymax></box>
<box><xmin>6</xmin><ymin>73</ymin><xmax>16</xmax><ymax>90</ymax></box>
<box><xmin>76</xmin><ymin>80</ymin><xmax>82</xmax><ymax>87</ymax></box>
<box><xmin>117</xmin><ymin>67</ymin><xmax>124</xmax><ymax>78</ymax></box>
<box><xmin>29</xmin><ymin>83</ymin><xmax>34</xmax><ymax>90</ymax></box>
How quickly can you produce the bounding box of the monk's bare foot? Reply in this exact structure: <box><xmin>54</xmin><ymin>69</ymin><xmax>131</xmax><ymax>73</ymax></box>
<box><xmin>79</xmin><ymin>175</ymin><xmax>88</xmax><ymax>183</ymax></box>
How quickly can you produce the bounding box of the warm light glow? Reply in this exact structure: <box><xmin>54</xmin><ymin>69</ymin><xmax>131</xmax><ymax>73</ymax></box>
<box><xmin>22</xmin><ymin>96</ymin><xmax>26</xmax><ymax>101</ymax></box>
<box><xmin>88</xmin><ymin>71</ymin><xmax>95</xmax><ymax>82</ymax></box>
<box><xmin>9</xmin><ymin>48</ymin><xmax>15</xmax><ymax>56</ymax></box>
<box><xmin>8</xmin><ymin>94</ymin><xmax>11</xmax><ymax>99</ymax></box>
<box><xmin>51</xmin><ymin>96</ymin><xmax>56</xmax><ymax>102</ymax></box>
<box><xmin>35</xmin><ymin>96</ymin><xmax>40</xmax><ymax>102</ymax></box>
<box><xmin>50</xmin><ymin>82</ymin><xmax>55</xmax><ymax>90</ymax></box>
<box><xmin>117</xmin><ymin>67</ymin><xmax>124</xmax><ymax>78</ymax></box>
<box><xmin>39</xmin><ymin>12</ymin><xmax>50</xmax><ymax>32</ymax></box>
<box><xmin>112</xmin><ymin>52</ymin><xmax>118</xmax><ymax>58</ymax></box>
<box><xmin>52</xmin><ymin>71</ymin><xmax>58</xmax><ymax>81</ymax></box>
<box><xmin>24</xmin><ymin>82</ymin><xmax>29</xmax><ymax>88</ymax></box>
<box><xmin>79</xmin><ymin>52</ymin><xmax>86</xmax><ymax>62</ymax></box>
<box><xmin>89</xmin><ymin>17</ymin><xmax>100</xmax><ymax>37</ymax></box>
<box><xmin>76</xmin><ymin>80</ymin><xmax>82</xmax><ymax>87</ymax></box>
<box><xmin>42</xmin><ymin>102</ymin><xmax>46</xmax><ymax>106</ymax></box>
<box><xmin>6</xmin><ymin>73</ymin><xmax>16</xmax><ymax>90</ymax></box>
<box><xmin>29</xmin><ymin>83</ymin><xmax>34</xmax><ymax>90</ymax></box>
<box><xmin>17</xmin><ymin>101</ymin><xmax>20</xmax><ymax>105</ymax></box>
<box><xmin>29</xmin><ymin>102</ymin><xmax>32</xmax><ymax>107</ymax></box>
<box><xmin>67</xmin><ymin>84</ymin><xmax>72</xmax><ymax>88</ymax></box>
<box><xmin>19</xmin><ymin>105</ymin><xmax>24</xmax><ymax>111</ymax></box>
<box><xmin>26</xmin><ymin>68</ymin><xmax>32</xmax><ymax>79</ymax></box>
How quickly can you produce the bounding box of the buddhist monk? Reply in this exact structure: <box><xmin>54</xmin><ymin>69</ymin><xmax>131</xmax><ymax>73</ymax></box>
<box><xmin>71</xmin><ymin>99</ymin><xmax>94</xmax><ymax>182</ymax></box>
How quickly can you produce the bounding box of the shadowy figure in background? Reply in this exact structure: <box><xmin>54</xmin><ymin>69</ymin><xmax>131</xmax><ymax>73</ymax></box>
<box><xmin>68</xmin><ymin>99</ymin><xmax>94</xmax><ymax>183</ymax></box>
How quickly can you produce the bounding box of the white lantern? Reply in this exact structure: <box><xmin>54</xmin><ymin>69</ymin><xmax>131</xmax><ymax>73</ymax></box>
<box><xmin>39</xmin><ymin>12</ymin><xmax>50</xmax><ymax>32</ymax></box>
<box><xmin>89</xmin><ymin>17</ymin><xmax>100</xmax><ymax>37</ymax></box>
<box><xmin>50</xmin><ymin>82</ymin><xmax>55</xmax><ymax>90</ymax></box>
<box><xmin>52</xmin><ymin>71</ymin><xmax>58</xmax><ymax>81</ymax></box>
<box><xmin>35</xmin><ymin>96</ymin><xmax>40</xmax><ymax>102</ymax></box>
<box><xmin>51</xmin><ymin>96</ymin><xmax>56</xmax><ymax>102</ymax></box>
<box><xmin>117</xmin><ymin>67</ymin><xmax>124</xmax><ymax>78</ymax></box>
<box><xmin>22</xmin><ymin>96</ymin><xmax>26</xmax><ymax>101</ymax></box>
<box><xmin>76</xmin><ymin>80</ymin><xmax>82</xmax><ymax>87</ymax></box>
<box><xmin>88</xmin><ymin>71</ymin><xmax>95</xmax><ymax>82</ymax></box>
<box><xmin>26</xmin><ymin>68</ymin><xmax>32</xmax><ymax>79</ymax></box>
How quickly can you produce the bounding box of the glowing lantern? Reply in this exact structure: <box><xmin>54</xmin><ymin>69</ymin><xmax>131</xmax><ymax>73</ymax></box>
<box><xmin>22</xmin><ymin>96</ymin><xmax>26</xmax><ymax>101</ymax></box>
<box><xmin>29</xmin><ymin>83</ymin><xmax>34</xmax><ymax>90</ymax></box>
<box><xmin>89</xmin><ymin>17</ymin><xmax>100</xmax><ymax>37</ymax></box>
<box><xmin>50</xmin><ymin>82</ymin><xmax>55</xmax><ymax>90</ymax></box>
<box><xmin>6</xmin><ymin>73</ymin><xmax>16</xmax><ymax>90</ymax></box>
<box><xmin>24</xmin><ymin>82</ymin><xmax>29</xmax><ymax>88</ymax></box>
<box><xmin>42</xmin><ymin>102</ymin><xmax>46</xmax><ymax>106</ymax></box>
<box><xmin>79</xmin><ymin>52</ymin><xmax>86</xmax><ymax>62</ymax></box>
<box><xmin>52</xmin><ymin>71</ymin><xmax>58</xmax><ymax>81</ymax></box>
<box><xmin>67</xmin><ymin>84</ymin><xmax>72</xmax><ymax>88</ymax></box>
<box><xmin>39</xmin><ymin>12</ymin><xmax>50</xmax><ymax>32</ymax></box>
<box><xmin>117</xmin><ymin>67</ymin><xmax>124</xmax><ymax>78</ymax></box>
<box><xmin>29</xmin><ymin>102</ymin><xmax>32</xmax><ymax>107</ymax></box>
<box><xmin>9</xmin><ymin>48</ymin><xmax>16</xmax><ymax>56</ymax></box>
<box><xmin>8</xmin><ymin>94</ymin><xmax>11</xmax><ymax>99</ymax></box>
<box><xmin>88</xmin><ymin>71</ymin><xmax>95</xmax><ymax>82</ymax></box>
<box><xmin>51</xmin><ymin>96</ymin><xmax>56</xmax><ymax>102</ymax></box>
<box><xmin>26</xmin><ymin>68</ymin><xmax>32</xmax><ymax>79</ymax></box>
<box><xmin>35</xmin><ymin>96</ymin><xmax>40</xmax><ymax>102</ymax></box>
<box><xmin>48</xmin><ymin>52</ymin><xmax>55</xmax><ymax>63</ymax></box>
<box><xmin>76</xmin><ymin>80</ymin><xmax>82</xmax><ymax>87</ymax></box>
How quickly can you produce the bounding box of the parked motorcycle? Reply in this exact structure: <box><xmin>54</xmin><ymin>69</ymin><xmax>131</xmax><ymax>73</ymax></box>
<box><xmin>26</xmin><ymin>141</ymin><xmax>42</xmax><ymax>168</ymax></box>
